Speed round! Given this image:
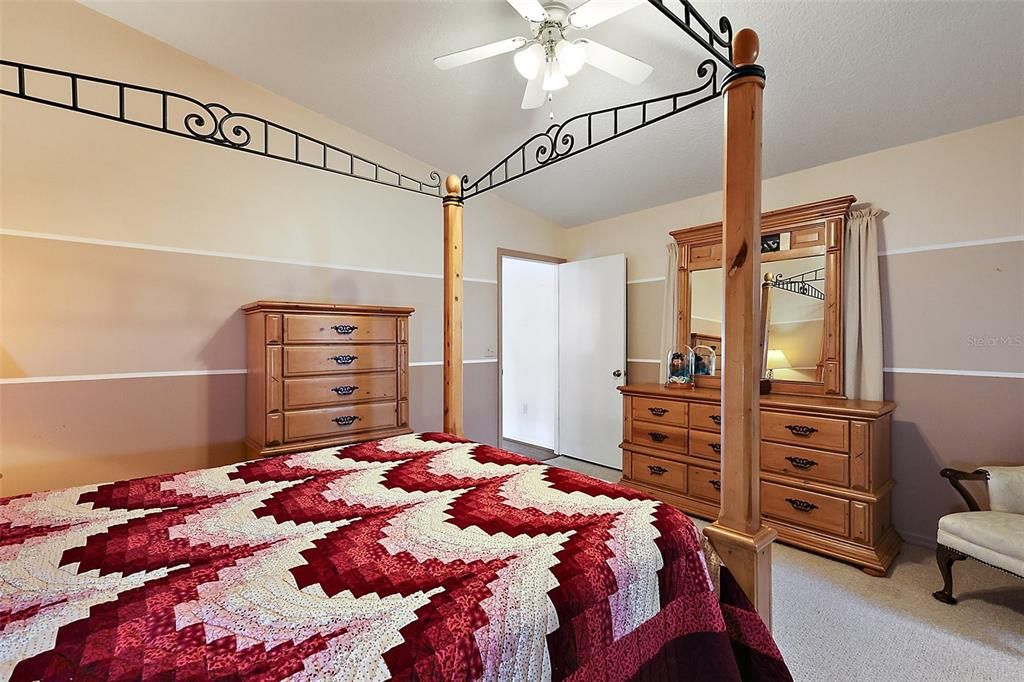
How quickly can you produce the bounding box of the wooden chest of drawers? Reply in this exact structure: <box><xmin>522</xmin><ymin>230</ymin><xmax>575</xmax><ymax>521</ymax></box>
<box><xmin>619</xmin><ymin>384</ymin><xmax>900</xmax><ymax>575</ymax></box>
<box><xmin>243</xmin><ymin>301</ymin><xmax>414</xmax><ymax>459</ymax></box>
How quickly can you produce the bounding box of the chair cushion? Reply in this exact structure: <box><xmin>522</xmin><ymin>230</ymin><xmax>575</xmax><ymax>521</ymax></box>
<box><xmin>938</xmin><ymin>511</ymin><xmax>1024</xmax><ymax>578</ymax></box>
<box><xmin>986</xmin><ymin>466</ymin><xmax>1024</xmax><ymax>514</ymax></box>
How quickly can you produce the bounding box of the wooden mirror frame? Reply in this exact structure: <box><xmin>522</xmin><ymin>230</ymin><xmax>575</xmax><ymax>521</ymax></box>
<box><xmin>670</xmin><ymin>195</ymin><xmax>855</xmax><ymax>397</ymax></box>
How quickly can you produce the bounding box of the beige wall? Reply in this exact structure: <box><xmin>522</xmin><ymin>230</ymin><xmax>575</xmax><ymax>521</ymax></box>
<box><xmin>568</xmin><ymin>117</ymin><xmax>1024</xmax><ymax>546</ymax></box>
<box><xmin>0</xmin><ymin>0</ymin><xmax>564</xmax><ymax>496</ymax></box>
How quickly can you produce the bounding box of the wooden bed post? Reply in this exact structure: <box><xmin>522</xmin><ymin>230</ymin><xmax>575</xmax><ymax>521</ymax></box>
<box><xmin>702</xmin><ymin>29</ymin><xmax>777</xmax><ymax>627</ymax></box>
<box><xmin>442</xmin><ymin>175</ymin><xmax>464</xmax><ymax>436</ymax></box>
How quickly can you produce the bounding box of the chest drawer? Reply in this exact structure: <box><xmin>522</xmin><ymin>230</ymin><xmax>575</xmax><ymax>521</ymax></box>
<box><xmin>630</xmin><ymin>422</ymin><xmax>687</xmax><ymax>453</ymax></box>
<box><xmin>284</xmin><ymin>372</ymin><xmax>397</xmax><ymax>410</ymax></box>
<box><xmin>762</xmin><ymin>441</ymin><xmax>849</xmax><ymax>487</ymax></box>
<box><xmin>690</xmin><ymin>403</ymin><xmax>722</xmax><ymax>433</ymax></box>
<box><xmin>284</xmin><ymin>344</ymin><xmax>397</xmax><ymax>376</ymax></box>
<box><xmin>632</xmin><ymin>397</ymin><xmax>687</xmax><ymax>427</ymax></box>
<box><xmin>688</xmin><ymin>465</ymin><xmax>722</xmax><ymax>503</ymax></box>
<box><xmin>283</xmin><ymin>314</ymin><xmax>397</xmax><ymax>344</ymax></box>
<box><xmin>689</xmin><ymin>429</ymin><xmax>723</xmax><ymax>462</ymax></box>
<box><xmin>284</xmin><ymin>401</ymin><xmax>397</xmax><ymax>442</ymax></box>
<box><xmin>761</xmin><ymin>411</ymin><xmax>849</xmax><ymax>452</ymax></box>
<box><xmin>762</xmin><ymin>481</ymin><xmax>849</xmax><ymax>537</ymax></box>
<box><xmin>630</xmin><ymin>453</ymin><xmax>686</xmax><ymax>492</ymax></box>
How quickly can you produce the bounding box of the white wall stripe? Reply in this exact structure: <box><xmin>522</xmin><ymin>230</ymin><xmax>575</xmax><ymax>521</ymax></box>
<box><xmin>884</xmin><ymin>367</ymin><xmax>1023</xmax><ymax>379</ymax></box>
<box><xmin>879</xmin><ymin>235</ymin><xmax>1023</xmax><ymax>257</ymax></box>
<box><xmin>626</xmin><ymin>277</ymin><xmax>665</xmax><ymax>285</ymax></box>
<box><xmin>409</xmin><ymin>358</ymin><xmax>497</xmax><ymax>367</ymax></box>
<box><xmin>626</xmin><ymin>358</ymin><xmax>661</xmax><ymax>364</ymax></box>
<box><xmin>0</xmin><ymin>228</ymin><xmax>499</xmax><ymax>285</ymax></box>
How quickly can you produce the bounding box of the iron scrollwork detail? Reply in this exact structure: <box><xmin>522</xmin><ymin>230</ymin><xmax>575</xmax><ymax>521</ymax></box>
<box><xmin>709</xmin><ymin>442</ymin><xmax>722</xmax><ymax>454</ymax></box>
<box><xmin>332</xmin><ymin>415</ymin><xmax>361</xmax><ymax>427</ymax></box>
<box><xmin>709</xmin><ymin>415</ymin><xmax>722</xmax><ymax>426</ymax></box>
<box><xmin>0</xmin><ymin>60</ymin><xmax>443</xmax><ymax>198</ymax></box>
<box><xmin>648</xmin><ymin>407</ymin><xmax>669</xmax><ymax>417</ymax></box>
<box><xmin>785</xmin><ymin>456</ymin><xmax>818</xmax><ymax>470</ymax></box>
<box><xmin>648</xmin><ymin>432</ymin><xmax>670</xmax><ymax>443</ymax></box>
<box><xmin>785</xmin><ymin>424</ymin><xmax>820</xmax><ymax>437</ymax></box>
<box><xmin>645</xmin><ymin>0</ymin><xmax>734</xmax><ymax>68</ymax></box>
<box><xmin>785</xmin><ymin>498</ymin><xmax>819</xmax><ymax>513</ymax></box>
<box><xmin>331</xmin><ymin>324</ymin><xmax>358</xmax><ymax>335</ymax></box>
<box><xmin>331</xmin><ymin>385</ymin><xmax>358</xmax><ymax>396</ymax></box>
<box><xmin>709</xmin><ymin>479</ymin><xmax>721</xmax><ymax>491</ymax></box>
<box><xmin>648</xmin><ymin>465</ymin><xmax>669</xmax><ymax>476</ymax></box>
<box><xmin>329</xmin><ymin>355</ymin><xmax>358</xmax><ymax>366</ymax></box>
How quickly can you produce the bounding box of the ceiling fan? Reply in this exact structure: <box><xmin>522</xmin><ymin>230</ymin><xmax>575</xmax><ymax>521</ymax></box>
<box><xmin>433</xmin><ymin>0</ymin><xmax>652</xmax><ymax>110</ymax></box>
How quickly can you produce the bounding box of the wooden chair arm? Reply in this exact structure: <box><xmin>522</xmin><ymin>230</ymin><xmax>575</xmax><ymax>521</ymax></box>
<box><xmin>939</xmin><ymin>468</ymin><xmax>990</xmax><ymax>512</ymax></box>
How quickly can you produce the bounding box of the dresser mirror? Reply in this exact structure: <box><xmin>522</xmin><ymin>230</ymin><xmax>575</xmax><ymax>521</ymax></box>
<box><xmin>671</xmin><ymin>196</ymin><xmax>855</xmax><ymax>396</ymax></box>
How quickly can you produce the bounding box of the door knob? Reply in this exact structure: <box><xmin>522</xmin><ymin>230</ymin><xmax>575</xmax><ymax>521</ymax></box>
<box><xmin>612</xmin><ymin>369</ymin><xmax>623</xmax><ymax>378</ymax></box>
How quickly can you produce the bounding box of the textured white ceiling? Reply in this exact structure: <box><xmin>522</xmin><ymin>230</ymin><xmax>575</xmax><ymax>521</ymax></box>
<box><xmin>84</xmin><ymin>0</ymin><xmax>1024</xmax><ymax>227</ymax></box>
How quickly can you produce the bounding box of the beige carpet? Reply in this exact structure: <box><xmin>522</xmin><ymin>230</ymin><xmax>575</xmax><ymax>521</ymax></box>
<box><xmin>545</xmin><ymin>456</ymin><xmax>1024</xmax><ymax>680</ymax></box>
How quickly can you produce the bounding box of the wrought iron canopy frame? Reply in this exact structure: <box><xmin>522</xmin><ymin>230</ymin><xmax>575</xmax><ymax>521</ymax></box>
<box><xmin>767</xmin><ymin>268</ymin><xmax>826</xmax><ymax>301</ymax></box>
<box><xmin>0</xmin><ymin>0</ymin><xmax>745</xmax><ymax>205</ymax></box>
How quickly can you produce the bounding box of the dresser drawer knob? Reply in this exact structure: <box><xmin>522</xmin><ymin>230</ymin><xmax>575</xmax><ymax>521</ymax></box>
<box><xmin>648</xmin><ymin>465</ymin><xmax>669</xmax><ymax>476</ymax></box>
<box><xmin>709</xmin><ymin>479</ymin><xmax>721</xmax><ymax>491</ymax></box>
<box><xmin>332</xmin><ymin>415</ymin><xmax>361</xmax><ymax>427</ymax></box>
<box><xmin>329</xmin><ymin>354</ymin><xmax>358</xmax><ymax>365</ymax></box>
<box><xmin>785</xmin><ymin>456</ymin><xmax>818</xmax><ymax>470</ymax></box>
<box><xmin>709</xmin><ymin>442</ymin><xmax>721</xmax><ymax>454</ymax></box>
<box><xmin>785</xmin><ymin>424</ymin><xmax>819</xmax><ymax>437</ymax></box>
<box><xmin>648</xmin><ymin>432</ymin><xmax>669</xmax><ymax>443</ymax></box>
<box><xmin>331</xmin><ymin>324</ymin><xmax>358</xmax><ymax>335</ymax></box>
<box><xmin>785</xmin><ymin>498</ymin><xmax>819</xmax><ymax>513</ymax></box>
<box><xmin>709</xmin><ymin>415</ymin><xmax>721</xmax><ymax>426</ymax></box>
<box><xmin>647</xmin><ymin>407</ymin><xmax>669</xmax><ymax>417</ymax></box>
<box><xmin>331</xmin><ymin>385</ymin><xmax>358</xmax><ymax>396</ymax></box>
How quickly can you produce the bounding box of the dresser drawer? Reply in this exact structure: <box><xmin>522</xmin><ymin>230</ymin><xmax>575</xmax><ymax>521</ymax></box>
<box><xmin>761</xmin><ymin>411</ymin><xmax>849</xmax><ymax>452</ymax></box>
<box><xmin>283</xmin><ymin>314</ymin><xmax>397</xmax><ymax>344</ymax></box>
<box><xmin>690</xmin><ymin>403</ymin><xmax>722</xmax><ymax>433</ymax></box>
<box><xmin>630</xmin><ymin>453</ymin><xmax>686</xmax><ymax>492</ymax></box>
<box><xmin>689</xmin><ymin>429</ymin><xmax>723</xmax><ymax>462</ymax></box>
<box><xmin>762</xmin><ymin>481</ymin><xmax>849</xmax><ymax>537</ymax></box>
<box><xmin>632</xmin><ymin>397</ymin><xmax>687</xmax><ymax>427</ymax></box>
<box><xmin>284</xmin><ymin>401</ymin><xmax>397</xmax><ymax>442</ymax></box>
<box><xmin>284</xmin><ymin>372</ymin><xmax>397</xmax><ymax>410</ymax></box>
<box><xmin>284</xmin><ymin>344</ymin><xmax>397</xmax><ymax>376</ymax></box>
<box><xmin>688</xmin><ymin>465</ymin><xmax>722</xmax><ymax>503</ymax></box>
<box><xmin>762</xmin><ymin>441</ymin><xmax>849</xmax><ymax>487</ymax></box>
<box><xmin>630</xmin><ymin>422</ymin><xmax>687</xmax><ymax>453</ymax></box>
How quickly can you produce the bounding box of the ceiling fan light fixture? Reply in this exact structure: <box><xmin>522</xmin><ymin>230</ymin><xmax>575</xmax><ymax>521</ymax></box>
<box><xmin>514</xmin><ymin>42</ymin><xmax>545</xmax><ymax>79</ymax></box>
<box><xmin>554</xmin><ymin>39</ymin><xmax>585</xmax><ymax>76</ymax></box>
<box><xmin>541</xmin><ymin>60</ymin><xmax>568</xmax><ymax>91</ymax></box>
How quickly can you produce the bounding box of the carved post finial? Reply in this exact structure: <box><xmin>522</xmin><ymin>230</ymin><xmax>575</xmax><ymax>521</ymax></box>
<box><xmin>733</xmin><ymin>28</ymin><xmax>760</xmax><ymax>66</ymax></box>
<box><xmin>445</xmin><ymin>174</ymin><xmax>462</xmax><ymax>196</ymax></box>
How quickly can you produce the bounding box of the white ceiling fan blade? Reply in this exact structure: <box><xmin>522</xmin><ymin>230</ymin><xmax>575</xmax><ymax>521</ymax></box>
<box><xmin>568</xmin><ymin>0</ymin><xmax>643</xmax><ymax>29</ymax></box>
<box><xmin>434</xmin><ymin>37</ymin><xmax>527</xmax><ymax>71</ymax></box>
<box><xmin>522</xmin><ymin>74</ymin><xmax>546</xmax><ymax>109</ymax></box>
<box><xmin>579</xmin><ymin>39</ymin><xmax>653</xmax><ymax>85</ymax></box>
<box><xmin>507</xmin><ymin>0</ymin><xmax>548</xmax><ymax>23</ymax></box>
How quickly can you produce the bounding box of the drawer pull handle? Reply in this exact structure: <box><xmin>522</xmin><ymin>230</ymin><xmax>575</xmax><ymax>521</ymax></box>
<box><xmin>785</xmin><ymin>498</ymin><xmax>819</xmax><ymax>513</ymax></box>
<box><xmin>648</xmin><ymin>432</ymin><xmax>669</xmax><ymax>443</ymax></box>
<box><xmin>709</xmin><ymin>479</ymin><xmax>721</xmax><ymax>491</ymax></box>
<box><xmin>709</xmin><ymin>442</ymin><xmax>721</xmax><ymax>454</ymax></box>
<box><xmin>329</xmin><ymin>354</ymin><xmax>358</xmax><ymax>365</ymax></box>
<box><xmin>331</xmin><ymin>324</ymin><xmax>358</xmax><ymax>335</ymax></box>
<box><xmin>648</xmin><ymin>407</ymin><xmax>669</xmax><ymax>417</ymax></box>
<box><xmin>785</xmin><ymin>424</ymin><xmax>819</xmax><ymax>437</ymax></box>
<box><xmin>785</xmin><ymin>456</ymin><xmax>818</xmax><ymax>470</ymax></box>
<box><xmin>331</xmin><ymin>385</ymin><xmax>358</xmax><ymax>396</ymax></box>
<box><xmin>332</xmin><ymin>415</ymin><xmax>361</xmax><ymax>427</ymax></box>
<box><xmin>710</xmin><ymin>415</ymin><xmax>722</xmax><ymax>426</ymax></box>
<box><xmin>648</xmin><ymin>465</ymin><xmax>669</xmax><ymax>476</ymax></box>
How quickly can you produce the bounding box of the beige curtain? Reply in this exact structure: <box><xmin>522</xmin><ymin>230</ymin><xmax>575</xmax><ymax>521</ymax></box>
<box><xmin>658</xmin><ymin>242</ymin><xmax>680</xmax><ymax>383</ymax></box>
<box><xmin>844</xmin><ymin>208</ymin><xmax>883</xmax><ymax>400</ymax></box>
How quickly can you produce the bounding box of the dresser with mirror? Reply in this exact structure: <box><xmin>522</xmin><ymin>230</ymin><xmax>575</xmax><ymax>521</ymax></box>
<box><xmin>619</xmin><ymin>196</ymin><xmax>900</xmax><ymax>575</ymax></box>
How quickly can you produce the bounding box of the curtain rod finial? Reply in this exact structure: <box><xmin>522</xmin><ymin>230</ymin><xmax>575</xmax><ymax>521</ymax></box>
<box><xmin>733</xmin><ymin>28</ymin><xmax>759</xmax><ymax>66</ymax></box>
<box><xmin>445</xmin><ymin>174</ymin><xmax>462</xmax><ymax>195</ymax></box>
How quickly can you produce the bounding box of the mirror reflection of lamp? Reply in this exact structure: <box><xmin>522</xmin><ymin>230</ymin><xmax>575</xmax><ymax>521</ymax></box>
<box><xmin>765</xmin><ymin>349</ymin><xmax>791</xmax><ymax>380</ymax></box>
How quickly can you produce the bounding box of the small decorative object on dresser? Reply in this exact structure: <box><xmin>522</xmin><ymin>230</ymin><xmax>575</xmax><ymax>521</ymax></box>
<box><xmin>242</xmin><ymin>301</ymin><xmax>414</xmax><ymax>459</ymax></box>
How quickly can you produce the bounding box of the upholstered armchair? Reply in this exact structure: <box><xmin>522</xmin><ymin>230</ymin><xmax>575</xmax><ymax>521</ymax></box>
<box><xmin>933</xmin><ymin>466</ymin><xmax>1024</xmax><ymax>604</ymax></box>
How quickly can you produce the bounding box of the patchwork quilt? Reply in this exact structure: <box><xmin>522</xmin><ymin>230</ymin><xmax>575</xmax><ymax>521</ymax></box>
<box><xmin>0</xmin><ymin>433</ymin><xmax>791</xmax><ymax>681</ymax></box>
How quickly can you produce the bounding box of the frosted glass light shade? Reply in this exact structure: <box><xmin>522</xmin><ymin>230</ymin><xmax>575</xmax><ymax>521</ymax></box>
<box><xmin>766</xmin><ymin>349</ymin><xmax>791</xmax><ymax>369</ymax></box>
<box><xmin>542</xmin><ymin>60</ymin><xmax>568</xmax><ymax>91</ymax></box>
<box><xmin>555</xmin><ymin>40</ymin><xmax>585</xmax><ymax>76</ymax></box>
<box><xmin>514</xmin><ymin>43</ymin><xmax>545</xmax><ymax>79</ymax></box>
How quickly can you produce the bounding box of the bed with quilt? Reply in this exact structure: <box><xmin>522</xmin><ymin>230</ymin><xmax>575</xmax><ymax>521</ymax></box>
<box><xmin>0</xmin><ymin>433</ymin><xmax>791</xmax><ymax>681</ymax></box>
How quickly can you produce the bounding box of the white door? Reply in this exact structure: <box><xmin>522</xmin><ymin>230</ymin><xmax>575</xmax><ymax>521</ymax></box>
<box><xmin>557</xmin><ymin>254</ymin><xmax>626</xmax><ymax>469</ymax></box>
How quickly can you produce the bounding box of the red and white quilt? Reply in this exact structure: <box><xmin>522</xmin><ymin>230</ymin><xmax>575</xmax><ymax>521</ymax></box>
<box><xmin>1</xmin><ymin>433</ymin><xmax>790</xmax><ymax>680</ymax></box>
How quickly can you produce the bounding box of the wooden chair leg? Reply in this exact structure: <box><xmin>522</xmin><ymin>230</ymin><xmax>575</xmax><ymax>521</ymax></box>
<box><xmin>932</xmin><ymin>544</ymin><xmax>965</xmax><ymax>605</ymax></box>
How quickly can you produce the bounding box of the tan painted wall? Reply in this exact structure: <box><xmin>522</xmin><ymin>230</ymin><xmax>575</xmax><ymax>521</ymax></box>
<box><xmin>568</xmin><ymin>117</ymin><xmax>1024</xmax><ymax>546</ymax></box>
<box><xmin>0</xmin><ymin>1</ymin><xmax>565</xmax><ymax>495</ymax></box>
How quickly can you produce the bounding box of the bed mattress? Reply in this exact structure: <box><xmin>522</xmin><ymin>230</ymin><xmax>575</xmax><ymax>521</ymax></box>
<box><xmin>0</xmin><ymin>433</ymin><xmax>790</xmax><ymax>680</ymax></box>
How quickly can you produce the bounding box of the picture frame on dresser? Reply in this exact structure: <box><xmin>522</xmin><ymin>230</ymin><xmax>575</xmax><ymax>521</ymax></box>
<box><xmin>242</xmin><ymin>301</ymin><xmax>414</xmax><ymax>459</ymax></box>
